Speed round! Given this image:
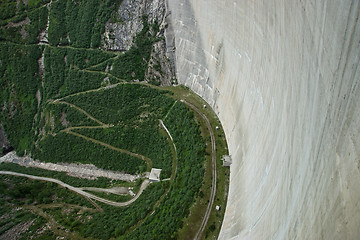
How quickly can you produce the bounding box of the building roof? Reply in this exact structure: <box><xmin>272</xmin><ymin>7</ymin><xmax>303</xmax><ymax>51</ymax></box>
<box><xmin>222</xmin><ymin>155</ymin><xmax>232</xmax><ymax>166</ymax></box>
<box><xmin>149</xmin><ymin>168</ymin><xmax>162</xmax><ymax>182</ymax></box>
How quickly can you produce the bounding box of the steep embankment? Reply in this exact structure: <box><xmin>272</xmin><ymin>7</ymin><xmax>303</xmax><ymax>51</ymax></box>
<box><xmin>166</xmin><ymin>0</ymin><xmax>360</xmax><ymax>239</ymax></box>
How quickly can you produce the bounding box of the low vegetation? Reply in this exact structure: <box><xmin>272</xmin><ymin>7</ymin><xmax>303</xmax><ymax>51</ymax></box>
<box><xmin>0</xmin><ymin>173</ymin><xmax>169</xmax><ymax>239</ymax></box>
<box><xmin>73</xmin><ymin>124</ymin><xmax>173</xmax><ymax>178</ymax></box>
<box><xmin>43</xmin><ymin>46</ymin><xmax>117</xmax><ymax>100</ymax></box>
<box><xmin>0</xmin><ymin>43</ymin><xmax>42</xmax><ymax>156</ymax></box>
<box><xmin>34</xmin><ymin>132</ymin><xmax>147</xmax><ymax>174</ymax></box>
<box><xmin>48</xmin><ymin>0</ymin><xmax>121</xmax><ymax>48</ymax></box>
<box><xmin>63</xmin><ymin>84</ymin><xmax>174</xmax><ymax>126</ymax></box>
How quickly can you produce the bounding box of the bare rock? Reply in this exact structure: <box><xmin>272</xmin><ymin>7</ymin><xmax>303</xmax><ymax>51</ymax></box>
<box><xmin>102</xmin><ymin>0</ymin><xmax>166</xmax><ymax>51</ymax></box>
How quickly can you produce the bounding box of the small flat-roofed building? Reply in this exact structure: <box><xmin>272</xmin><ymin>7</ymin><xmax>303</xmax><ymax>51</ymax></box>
<box><xmin>149</xmin><ymin>168</ymin><xmax>162</xmax><ymax>182</ymax></box>
<box><xmin>222</xmin><ymin>155</ymin><xmax>232</xmax><ymax>167</ymax></box>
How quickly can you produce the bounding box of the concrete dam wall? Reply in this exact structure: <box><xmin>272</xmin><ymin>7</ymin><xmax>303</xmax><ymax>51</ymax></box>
<box><xmin>166</xmin><ymin>0</ymin><xmax>360</xmax><ymax>239</ymax></box>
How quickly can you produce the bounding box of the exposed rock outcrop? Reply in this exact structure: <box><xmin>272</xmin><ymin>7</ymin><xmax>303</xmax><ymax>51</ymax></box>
<box><xmin>102</xmin><ymin>0</ymin><xmax>166</xmax><ymax>51</ymax></box>
<box><xmin>102</xmin><ymin>0</ymin><xmax>174</xmax><ymax>85</ymax></box>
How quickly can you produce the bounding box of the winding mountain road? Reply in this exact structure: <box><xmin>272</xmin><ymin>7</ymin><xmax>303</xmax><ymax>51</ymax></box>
<box><xmin>0</xmin><ymin>171</ymin><xmax>149</xmax><ymax>207</ymax></box>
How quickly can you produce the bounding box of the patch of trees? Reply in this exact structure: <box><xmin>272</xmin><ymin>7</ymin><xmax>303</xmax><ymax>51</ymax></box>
<box><xmin>43</xmin><ymin>46</ymin><xmax>116</xmax><ymax>100</ymax></box>
<box><xmin>0</xmin><ymin>25</ymin><xmax>23</xmax><ymax>43</ymax></box>
<box><xmin>64</xmin><ymin>47</ymin><xmax>116</xmax><ymax>70</ymax></box>
<box><xmin>38</xmin><ymin>83</ymin><xmax>175</xmax><ymax>177</ymax></box>
<box><xmin>0</xmin><ymin>0</ymin><xmax>50</xmax><ymax>24</ymax></box>
<box><xmin>25</xmin><ymin>5</ymin><xmax>49</xmax><ymax>44</ymax></box>
<box><xmin>46</xmin><ymin>102</ymin><xmax>99</xmax><ymax>133</ymax></box>
<box><xmin>60</xmin><ymin>69</ymin><xmax>110</xmax><ymax>97</ymax></box>
<box><xmin>80</xmin><ymin>182</ymin><xmax>168</xmax><ymax>239</ymax></box>
<box><xmin>33</xmin><ymin>132</ymin><xmax>146</xmax><ymax>174</ymax></box>
<box><xmin>0</xmin><ymin>43</ymin><xmax>42</xmax><ymax>155</ymax></box>
<box><xmin>73</xmin><ymin>124</ymin><xmax>173</xmax><ymax>178</ymax></box>
<box><xmin>0</xmin><ymin>1</ymin><xmax>49</xmax><ymax>44</ymax></box>
<box><xmin>64</xmin><ymin>84</ymin><xmax>174</xmax><ymax>125</ymax></box>
<box><xmin>0</xmin><ymin>0</ymin><xmax>121</xmax><ymax>47</ymax></box>
<box><xmin>43</xmin><ymin>46</ymin><xmax>66</xmax><ymax>99</ymax></box>
<box><xmin>0</xmin><ymin>0</ymin><xmax>17</xmax><ymax>22</ymax></box>
<box><xmin>48</xmin><ymin>0</ymin><xmax>121</xmax><ymax>48</ymax></box>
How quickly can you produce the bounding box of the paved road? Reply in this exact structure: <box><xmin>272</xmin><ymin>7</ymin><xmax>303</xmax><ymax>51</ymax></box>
<box><xmin>0</xmin><ymin>171</ymin><xmax>149</xmax><ymax>207</ymax></box>
<box><xmin>181</xmin><ymin>99</ymin><xmax>217</xmax><ymax>240</ymax></box>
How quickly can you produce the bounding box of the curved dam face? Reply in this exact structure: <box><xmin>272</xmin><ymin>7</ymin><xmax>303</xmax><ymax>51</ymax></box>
<box><xmin>166</xmin><ymin>0</ymin><xmax>360</xmax><ymax>239</ymax></box>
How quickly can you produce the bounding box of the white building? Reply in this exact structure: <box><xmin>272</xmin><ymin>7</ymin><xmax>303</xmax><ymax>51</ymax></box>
<box><xmin>149</xmin><ymin>168</ymin><xmax>162</xmax><ymax>182</ymax></box>
<box><xmin>222</xmin><ymin>155</ymin><xmax>232</xmax><ymax>167</ymax></box>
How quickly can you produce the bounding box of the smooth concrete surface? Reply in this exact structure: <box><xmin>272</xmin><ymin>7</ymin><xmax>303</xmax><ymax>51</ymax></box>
<box><xmin>166</xmin><ymin>0</ymin><xmax>360</xmax><ymax>239</ymax></box>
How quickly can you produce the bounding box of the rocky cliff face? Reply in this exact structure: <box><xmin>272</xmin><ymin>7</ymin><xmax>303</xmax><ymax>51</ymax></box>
<box><xmin>102</xmin><ymin>0</ymin><xmax>165</xmax><ymax>51</ymax></box>
<box><xmin>166</xmin><ymin>0</ymin><xmax>360</xmax><ymax>239</ymax></box>
<box><xmin>102</xmin><ymin>0</ymin><xmax>174</xmax><ymax>85</ymax></box>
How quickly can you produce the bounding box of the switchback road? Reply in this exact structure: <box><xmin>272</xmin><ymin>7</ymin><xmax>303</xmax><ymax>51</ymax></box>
<box><xmin>0</xmin><ymin>171</ymin><xmax>149</xmax><ymax>207</ymax></box>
